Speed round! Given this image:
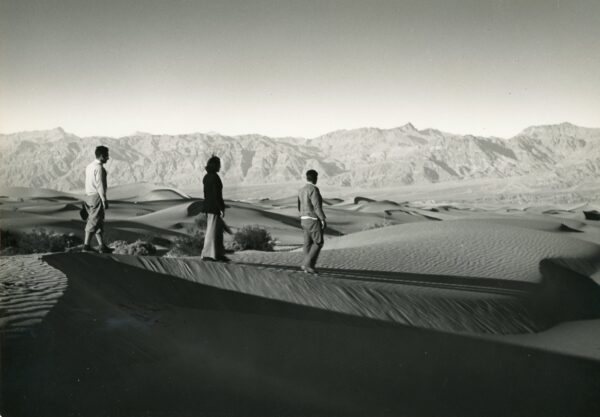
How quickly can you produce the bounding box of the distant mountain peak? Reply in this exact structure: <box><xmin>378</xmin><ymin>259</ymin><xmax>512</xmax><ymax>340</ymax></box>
<box><xmin>558</xmin><ymin>121</ymin><xmax>576</xmax><ymax>127</ymax></box>
<box><xmin>42</xmin><ymin>126</ymin><xmax>72</xmax><ymax>141</ymax></box>
<box><xmin>517</xmin><ymin>122</ymin><xmax>593</xmax><ymax>137</ymax></box>
<box><xmin>398</xmin><ymin>122</ymin><xmax>416</xmax><ymax>131</ymax></box>
<box><xmin>132</xmin><ymin>131</ymin><xmax>154</xmax><ymax>137</ymax></box>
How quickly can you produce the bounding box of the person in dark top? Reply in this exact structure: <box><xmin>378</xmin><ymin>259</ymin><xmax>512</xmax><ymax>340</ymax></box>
<box><xmin>201</xmin><ymin>155</ymin><xmax>228</xmax><ymax>262</ymax></box>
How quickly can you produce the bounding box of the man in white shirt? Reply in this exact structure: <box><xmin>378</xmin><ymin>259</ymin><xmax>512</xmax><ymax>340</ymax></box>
<box><xmin>297</xmin><ymin>169</ymin><xmax>327</xmax><ymax>273</ymax></box>
<box><xmin>83</xmin><ymin>146</ymin><xmax>112</xmax><ymax>253</ymax></box>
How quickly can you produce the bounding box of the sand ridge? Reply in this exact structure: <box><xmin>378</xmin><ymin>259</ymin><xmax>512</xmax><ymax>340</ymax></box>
<box><xmin>102</xmin><ymin>254</ymin><xmax>542</xmax><ymax>334</ymax></box>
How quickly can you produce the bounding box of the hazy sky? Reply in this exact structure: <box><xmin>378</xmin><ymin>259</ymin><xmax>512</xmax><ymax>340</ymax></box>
<box><xmin>1</xmin><ymin>0</ymin><xmax>599</xmax><ymax>138</ymax></box>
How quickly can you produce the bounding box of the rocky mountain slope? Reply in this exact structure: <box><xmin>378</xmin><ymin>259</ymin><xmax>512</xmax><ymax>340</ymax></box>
<box><xmin>0</xmin><ymin>123</ymin><xmax>598</xmax><ymax>193</ymax></box>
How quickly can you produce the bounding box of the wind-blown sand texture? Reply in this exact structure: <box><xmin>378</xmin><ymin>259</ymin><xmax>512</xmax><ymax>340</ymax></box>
<box><xmin>232</xmin><ymin>220</ymin><xmax>600</xmax><ymax>281</ymax></box>
<box><xmin>0</xmin><ymin>255</ymin><xmax>67</xmax><ymax>338</ymax></box>
<box><xmin>2</xmin><ymin>185</ymin><xmax>600</xmax><ymax>416</ymax></box>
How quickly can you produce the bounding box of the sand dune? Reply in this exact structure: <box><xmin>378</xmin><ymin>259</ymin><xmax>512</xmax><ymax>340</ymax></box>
<box><xmin>354</xmin><ymin>200</ymin><xmax>403</xmax><ymax>213</ymax></box>
<box><xmin>110</xmin><ymin>255</ymin><xmax>540</xmax><ymax>334</ymax></box>
<box><xmin>17</xmin><ymin>202</ymin><xmax>80</xmax><ymax>214</ymax></box>
<box><xmin>0</xmin><ymin>212</ymin><xmax>84</xmax><ymax>234</ymax></box>
<box><xmin>136</xmin><ymin>188</ymin><xmax>191</xmax><ymax>202</ymax></box>
<box><xmin>231</xmin><ymin>219</ymin><xmax>600</xmax><ymax>285</ymax></box>
<box><xmin>3</xmin><ymin>253</ymin><xmax>600</xmax><ymax>417</ymax></box>
<box><xmin>257</xmin><ymin>195</ymin><xmax>297</xmax><ymax>207</ymax></box>
<box><xmin>3</xmin><ymin>186</ymin><xmax>600</xmax><ymax>249</ymax></box>
<box><xmin>132</xmin><ymin>200</ymin><xmax>204</xmax><ymax>229</ymax></box>
<box><xmin>107</xmin><ymin>183</ymin><xmax>190</xmax><ymax>201</ymax></box>
<box><xmin>353</xmin><ymin>196</ymin><xmax>375</xmax><ymax>204</ymax></box>
<box><xmin>256</xmin><ymin>196</ymin><xmax>344</xmax><ymax>208</ymax></box>
<box><xmin>0</xmin><ymin>186</ymin><xmax>78</xmax><ymax>199</ymax></box>
<box><xmin>255</xmin><ymin>204</ymin><xmax>424</xmax><ymax>236</ymax></box>
<box><xmin>222</xmin><ymin>203</ymin><xmax>305</xmax><ymax>244</ymax></box>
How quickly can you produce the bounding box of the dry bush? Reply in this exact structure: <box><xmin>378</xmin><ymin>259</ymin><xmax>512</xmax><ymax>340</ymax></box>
<box><xmin>224</xmin><ymin>239</ymin><xmax>242</xmax><ymax>252</ymax></box>
<box><xmin>111</xmin><ymin>240</ymin><xmax>157</xmax><ymax>256</ymax></box>
<box><xmin>0</xmin><ymin>228</ymin><xmax>82</xmax><ymax>255</ymax></box>
<box><xmin>233</xmin><ymin>225</ymin><xmax>274</xmax><ymax>251</ymax></box>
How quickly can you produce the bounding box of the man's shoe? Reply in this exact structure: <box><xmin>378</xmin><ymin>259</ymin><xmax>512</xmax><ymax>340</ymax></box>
<box><xmin>301</xmin><ymin>265</ymin><xmax>318</xmax><ymax>274</ymax></box>
<box><xmin>202</xmin><ymin>257</ymin><xmax>216</xmax><ymax>262</ymax></box>
<box><xmin>98</xmin><ymin>245</ymin><xmax>114</xmax><ymax>254</ymax></box>
<box><xmin>216</xmin><ymin>256</ymin><xmax>231</xmax><ymax>263</ymax></box>
<box><xmin>82</xmin><ymin>244</ymin><xmax>94</xmax><ymax>253</ymax></box>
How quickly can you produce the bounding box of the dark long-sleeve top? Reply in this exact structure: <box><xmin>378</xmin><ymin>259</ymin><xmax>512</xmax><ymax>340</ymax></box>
<box><xmin>203</xmin><ymin>172</ymin><xmax>225</xmax><ymax>215</ymax></box>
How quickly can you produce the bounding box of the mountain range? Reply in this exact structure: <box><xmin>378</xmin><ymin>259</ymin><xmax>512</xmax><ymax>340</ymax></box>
<box><xmin>1</xmin><ymin>123</ymin><xmax>599</xmax><ymax>198</ymax></box>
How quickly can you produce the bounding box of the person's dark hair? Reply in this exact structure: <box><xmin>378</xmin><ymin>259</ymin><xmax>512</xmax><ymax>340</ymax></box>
<box><xmin>205</xmin><ymin>155</ymin><xmax>221</xmax><ymax>173</ymax></box>
<box><xmin>95</xmin><ymin>146</ymin><xmax>109</xmax><ymax>159</ymax></box>
<box><xmin>306</xmin><ymin>169</ymin><xmax>318</xmax><ymax>183</ymax></box>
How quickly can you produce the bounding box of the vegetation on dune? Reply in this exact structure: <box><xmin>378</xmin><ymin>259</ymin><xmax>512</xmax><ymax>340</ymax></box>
<box><xmin>233</xmin><ymin>225</ymin><xmax>274</xmax><ymax>251</ymax></box>
<box><xmin>0</xmin><ymin>215</ymin><xmax>277</xmax><ymax>257</ymax></box>
<box><xmin>224</xmin><ymin>239</ymin><xmax>242</xmax><ymax>252</ymax></box>
<box><xmin>0</xmin><ymin>228</ymin><xmax>158</xmax><ymax>256</ymax></box>
<box><xmin>111</xmin><ymin>240</ymin><xmax>157</xmax><ymax>256</ymax></box>
<box><xmin>0</xmin><ymin>228</ymin><xmax>83</xmax><ymax>255</ymax></box>
<box><xmin>167</xmin><ymin>223</ymin><xmax>275</xmax><ymax>255</ymax></box>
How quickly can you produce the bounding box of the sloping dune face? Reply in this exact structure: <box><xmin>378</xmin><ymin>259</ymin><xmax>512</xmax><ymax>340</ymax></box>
<box><xmin>136</xmin><ymin>189</ymin><xmax>191</xmax><ymax>202</ymax></box>
<box><xmin>3</xmin><ymin>253</ymin><xmax>600</xmax><ymax>417</ymax></box>
<box><xmin>0</xmin><ymin>185</ymin><xmax>197</xmax><ymax>243</ymax></box>
<box><xmin>0</xmin><ymin>186</ymin><xmax>77</xmax><ymax>199</ymax></box>
<box><xmin>36</xmin><ymin>252</ymin><xmax>598</xmax><ymax>336</ymax></box>
<box><xmin>16</xmin><ymin>203</ymin><xmax>79</xmax><ymax>214</ymax></box>
<box><xmin>131</xmin><ymin>200</ymin><xmax>204</xmax><ymax>228</ymax></box>
<box><xmin>234</xmin><ymin>219</ymin><xmax>600</xmax><ymax>283</ymax></box>
<box><xmin>107</xmin><ymin>183</ymin><xmax>191</xmax><ymax>201</ymax></box>
<box><xmin>111</xmin><ymin>255</ymin><xmax>540</xmax><ymax>334</ymax></box>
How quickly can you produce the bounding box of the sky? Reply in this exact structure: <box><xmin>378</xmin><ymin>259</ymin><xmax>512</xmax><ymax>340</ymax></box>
<box><xmin>1</xmin><ymin>0</ymin><xmax>599</xmax><ymax>138</ymax></box>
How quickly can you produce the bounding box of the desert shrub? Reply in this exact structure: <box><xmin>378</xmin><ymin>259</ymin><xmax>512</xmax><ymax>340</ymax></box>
<box><xmin>224</xmin><ymin>239</ymin><xmax>242</xmax><ymax>252</ymax></box>
<box><xmin>166</xmin><ymin>230</ymin><xmax>205</xmax><ymax>257</ymax></box>
<box><xmin>0</xmin><ymin>228</ymin><xmax>83</xmax><ymax>254</ymax></box>
<box><xmin>233</xmin><ymin>225</ymin><xmax>274</xmax><ymax>251</ymax></box>
<box><xmin>0</xmin><ymin>229</ymin><xmax>19</xmax><ymax>250</ymax></box>
<box><xmin>111</xmin><ymin>240</ymin><xmax>157</xmax><ymax>256</ymax></box>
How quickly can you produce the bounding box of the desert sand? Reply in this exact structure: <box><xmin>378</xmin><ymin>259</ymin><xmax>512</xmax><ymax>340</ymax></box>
<box><xmin>2</xmin><ymin>184</ymin><xmax>600</xmax><ymax>416</ymax></box>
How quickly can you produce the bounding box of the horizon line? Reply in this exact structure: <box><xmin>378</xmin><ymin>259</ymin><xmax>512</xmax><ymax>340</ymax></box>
<box><xmin>0</xmin><ymin>121</ymin><xmax>596</xmax><ymax>141</ymax></box>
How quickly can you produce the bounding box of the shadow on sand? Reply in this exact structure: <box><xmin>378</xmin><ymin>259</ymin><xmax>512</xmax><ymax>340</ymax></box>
<box><xmin>2</xmin><ymin>254</ymin><xmax>600</xmax><ymax>417</ymax></box>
